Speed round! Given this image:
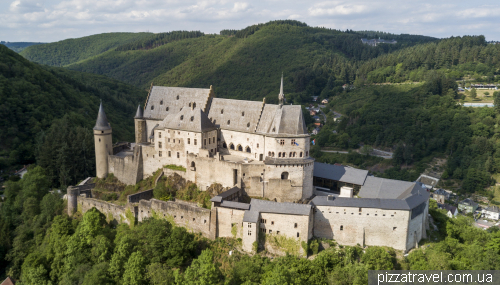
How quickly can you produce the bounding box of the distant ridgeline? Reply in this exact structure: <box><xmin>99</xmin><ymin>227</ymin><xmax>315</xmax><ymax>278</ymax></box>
<box><xmin>114</xmin><ymin>31</ymin><xmax>205</xmax><ymax>51</ymax></box>
<box><xmin>0</xmin><ymin>41</ymin><xmax>45</xmax><ymax>52</ymax></box>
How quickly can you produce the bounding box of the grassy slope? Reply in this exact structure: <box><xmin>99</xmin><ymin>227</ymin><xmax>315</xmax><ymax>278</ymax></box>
<box><xmin>20</xmin><ymin>32</ymin><xmax>152</xmax><ymax>66</ymax></box>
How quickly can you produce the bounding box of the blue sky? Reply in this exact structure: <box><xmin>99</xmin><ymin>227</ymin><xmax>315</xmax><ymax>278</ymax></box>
<box><xmin>1</xmin><ymin>0</ymin><xmax>499</xmax><ymax>42</ymax></box>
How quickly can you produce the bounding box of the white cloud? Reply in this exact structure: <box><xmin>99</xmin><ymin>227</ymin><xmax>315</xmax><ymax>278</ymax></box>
<box><xmin>0</xmin><ymin>0</ymin><xmax>499</xmax><ymax>42</ymax></box>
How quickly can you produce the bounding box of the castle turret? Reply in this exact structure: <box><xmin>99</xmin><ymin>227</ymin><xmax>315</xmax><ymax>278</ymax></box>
<box><xmin>134</xmin><ymin>104</ymin><xmax>146</xmax><ymax>144</ymax></box>
<box><xmin>67</xmin><ymin>185</ymin><xmax>79</xmax><ymax>216</ymax></box>
<box><xmin>94</xmin><ymin>102</ymin><xmax>112</xmax><ymax>178</ymax></box>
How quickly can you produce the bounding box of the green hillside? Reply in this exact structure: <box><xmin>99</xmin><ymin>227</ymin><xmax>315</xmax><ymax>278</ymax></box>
<box><xmin>20</xmin><ymin>32</ymin><xmax>151</xmax><ymax>66</ymax></box>
<box><xmin>19</xmin><ymin>21</ymin><xmax>438</xmax><ymax>103</ymax></box>
<box><xmin>0</xmin><ymin>44</ymin><xmax>146</xmax><ymax>185</ymax></box>
<box><xmin>0</xmin><ymin>42</ymin><xmax>45</xmax><ymax>53</ymax></box>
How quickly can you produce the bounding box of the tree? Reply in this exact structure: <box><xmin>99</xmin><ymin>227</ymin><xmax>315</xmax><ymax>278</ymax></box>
<box><xmin>470</xmin><ymin>88</ymin><xmax>477</xmax><ymax>100</ymax></box>
<box><xmin>122</xmin><ymin>251</ymin><xmax>147</xmax><ymax>285</ymax></box>
<box><xmin>181</xmin><ymin>249</ymin><xmax>221</xmax><ymax>285</ymax></box>
<box><xmin>493</xmin><ymin>91</ymin><xmax>500</xmax><ymax>113</ymax></box>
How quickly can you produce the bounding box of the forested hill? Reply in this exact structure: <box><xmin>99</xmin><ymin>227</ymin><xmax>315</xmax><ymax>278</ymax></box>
<box><xmin>0</xmin><ymin>44</ymin><xmax>146</xmax><ymax>185</ymax></box>
<box><xmin>19</xmin><ymin>32</ymin><xmax>151</xmax><ymax>67</ymax></box>
<box><xmin>18</xmin><ymin>20</ymin><xmax>438</xmax><ymax>103</ymax></box>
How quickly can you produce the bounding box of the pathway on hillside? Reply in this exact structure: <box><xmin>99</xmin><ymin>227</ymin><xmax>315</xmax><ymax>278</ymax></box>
<box><xmin>321</xmin><ymin>148</ymin><xmax>393</xmax><ymax>159</ymax></box>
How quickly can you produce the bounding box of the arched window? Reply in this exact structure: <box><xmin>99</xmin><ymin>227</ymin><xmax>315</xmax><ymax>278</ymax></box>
<box><xmin>272</xmin><ymin>152</ymin><xmax>275</xmax><ymax>157</ymax></box>
<box><xmin>229</xmin><ymin>143</ymin><xmax>235</xmax><ymax>150</ymax></box>
<box><xmin>227</xmin><ymin>120</ymin><xmax>230</xmax><ymax>125</ymax></box>
<box><xmin>278</xmin><ymin>152</ymin><xmax>282</xmax><ymax>158</ymax></box>
<box><xmin>191</xmin><ymin>161</ymin><xmax>195</xmax><ymax>167</ymax></box>
<box><xmin>151</xmin><ymin>105</ymin><xmax>154</xmax><ymax>110</ymax></box>
<box><xmin>281</xmin><ymin>172</ymin><xmax>289</xmax><ymax>179</ymax></box>
<box><xmin>245</xmin><ymin>146</ymin><xmax>251</xmax><ymax>153</ymax></box>
<box><xmin>166</xmin><ymin>107</ymin><xmax>169</xmax><ymax>111</ymax></box>
<box><xmin>268</xmin><ymin>151</ymin><xmax>271</xmax><ymax>156</ymax></box>
<box><xmin>193</xmin><ymin>103</ymin><xmax>196</xmax><ymax>108</ymax></box>
<box><xmin>160</xmin><ymin>100</ymin><xmax>163</xmax><ymax>105</ymax></box>
<box><xmin>221</xmin><ymin>109</ymin><xmax>224</xmax><ymax>114</ymax></box>
<box><xmin>223</xmin><ymin>142</ymin><xmax>227</xmax><ymax>148</ymax></box>
<box><xmin>237</xmin><ymin>145</ymin><xmax>243</xmax><ymax>151</ymax></box>
<box><xmin>290</xmin><ymin>152</ymin><xmax>293</xmax><ymax>157</ymax></box>
<box><xmin>176</xmin><ymin>95</ymin><xmax>179</xmax><ymax>100</ymax></box>
<box><xmin>300</xmin><ymin>152</ymin><xmax>303</xmax><ymax>157</ymax></box>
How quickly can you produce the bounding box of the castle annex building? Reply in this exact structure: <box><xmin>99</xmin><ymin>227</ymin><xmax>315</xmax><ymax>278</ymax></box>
<box><xmin>84</xmin><ymin>78</ymin><xmax>429</xmax><ymax>253</ymax></box>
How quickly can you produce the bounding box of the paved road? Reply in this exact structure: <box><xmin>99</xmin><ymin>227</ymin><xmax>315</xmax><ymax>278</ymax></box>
<box><xmin>321</xmin><ymin>148</ymin><xmax>393</xmax><ymax>159</ymax></box>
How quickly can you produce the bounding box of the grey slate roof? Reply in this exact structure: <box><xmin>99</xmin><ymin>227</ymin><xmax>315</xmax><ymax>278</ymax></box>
<box><xmin>207</xmin><ymin>98</ymin><xmax>264</xmax><ymax>133</ymax></box>
<box><xmin>459</xmin><ymin>198</ymin><xmax>478</xmax><ymax>207</ymax></box>
<box><xmin>434</xmin><ymin>188</ymin><xmax>448</xmax><ymax>196</ymax></box>
<box><xmin>358</xmin><ymin>176</ymin><xmax>419</xmax><ymax>199</ymax></box>
<box><xmin>162</xmin><ymin>108</ymin><xmax>216</xmax><ymax>133</ymax></box>
<box><xmin>243</xmin><ymin>199</ymin><xmax>312</xmax><ymax>222</ymax></box>
<box><xmin>311</xmin><ymin>188</ymin><xmax>429</xmax><ymax>211</ymax></box>
<box><xmin>94</xmin><ymin>102</ymin><xmax>111</xmax><ymax>131</ymax></box>
<box><xmin>210</xmin><ymin>186</ymin><xmax>241</xmax><ymax>202</ymax></box>
<box><xmin>484</xmin><ymin>205</ymin><xmax>500</xmax><ymax>213</ymax></box>
<box><xmin>219</xmin><ymin>201</ymin><xmax>250</xmax><ymax>210</ymax></box>
<box><xmin>144</xmin><ymin>86</ymin><xmax>211</xmax><ymax>120</ymax></box>
<box><xmin>313</xmin><ymin>162</ymin><xmax>368</xmax><ymax>185</ymax></box>
<box><xmin>134</xmin><ymin>105</ymin><xmax>143</xmax><ymax>119</ymax></box>
<box><xmin>265</xmin><ymin>105</ymin><xmax>308</xmax><ymax>136</ymax></box>
<box><xmin>440</xmin><ymin>203</ymin><xmax>457</xmax><ymax>214</ymax></box>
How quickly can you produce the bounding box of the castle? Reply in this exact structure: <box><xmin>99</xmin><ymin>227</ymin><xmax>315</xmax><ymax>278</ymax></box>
<box><xmin>70</xmin><ymin>77</ymin><xmax>430</xmax><ymax>254</ymax></box>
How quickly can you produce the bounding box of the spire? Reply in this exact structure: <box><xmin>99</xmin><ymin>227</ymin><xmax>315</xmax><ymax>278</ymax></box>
<box><xmin>279</xmin><ymin>73</ymin><xmax>285</xmax><ymax>106</ymax></box>
<box><xmin>134</xmin><ymin>104</ymin><xmax>143</xmax><ymax>119</ymax></box>
<box><xmin>93</xmin><ymin>101</ymin><xmax>111</xmax><ymax>131</ymax></box>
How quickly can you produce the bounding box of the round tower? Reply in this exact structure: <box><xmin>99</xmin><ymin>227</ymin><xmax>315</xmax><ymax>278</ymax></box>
<box><xmin>134</xmin><ymin>104</ymin><xmax>146</xmax><ymax>144</ymax></box>
<box><xmin>94</xmin><ymin>102</ymin><xmax>113</xmax><ymax>178</ymax></box>
<box><xmin>67</xmin><ymin>186</ymin><xmax>79</xmax><ymax>216</ymax></box>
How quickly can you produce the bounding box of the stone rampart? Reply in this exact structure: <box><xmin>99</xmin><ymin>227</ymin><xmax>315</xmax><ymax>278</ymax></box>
<box><xmin>128</xmin><ymin>189</ymin><xmax>154</xmax><ymax>203</ymax></box>
<box><xmin>138</xmin><ymin>199</ymin><xmax>212</xmax><ymax>237</ymax></box>
<box><xmin>77</xmin><ymin>196</ymin><xmax>133</xmax><ymax>225</ymax></box>
<box><xmin>108</xmin><ymin>145</ymin><xmax>143</xmax><ymax>185</ymax></box>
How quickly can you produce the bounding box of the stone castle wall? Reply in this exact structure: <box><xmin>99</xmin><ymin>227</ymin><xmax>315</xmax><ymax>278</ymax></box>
<box><xmin>108</xmin><ymin>146</ymin><xmax>143</xmax><ymax>185</ymax></box>
<box><xmin>215</xmin><ymin>207</ymin><xmax>246</xmax><ymax>239</ymax></box>
<box><xmin>78</xmin><ymin>197</ymin><xmax>132</xmax><ymax>225</ymax></box>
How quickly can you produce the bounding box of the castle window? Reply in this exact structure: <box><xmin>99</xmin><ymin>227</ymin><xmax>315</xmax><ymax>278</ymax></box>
<box><xmin>99</xmin><ymin>138</ymin><xmax>101</xmax><ymax>142</ymax></box>
<box><xmin>193</xmin><ymin>103</ymin><xmax>196</xmax><ymax>108</ymax></box>
<box><xmin>277</xmin><ymin>231</ymin><xmax>280</xmax><ymax>235</ymax></box>
<box><xmin>272</xmin><ymin>152</ymin><xmax>275</xmax><ymax>157</ymax></box>
<box><xmin>213</xmin><ymin>137</ymin><xmax>215</xmax><ymax>143</ymax></box>
<box><xmin>159</xmin><ymin>132</ymin><xmax>162</xmax><ymax>138</ymax></box>
<box><xmin>261</xmin><ymin>228</ymin><xmax>266</xmax><ymax>233</ymax></box>
<box><xmin>289</xmin><ymin>152</ymin><xmax>293</xmax><ymax>157</ymax></box>
<box><xmin>158</xmin><ymin>142</ymin><xmax>162</xmax><ymax>148</ymax></box>
<box><xmin>173</xmin><ymin>139</ymin><xmax>175</xmax><ymax>143</ymax></box>
<box><xmin>242</xmin><ymin>111</ymin><xmax>245</xmax><ymax>116</ymax></box>
<box><xmin>257</xmin><ymin>143</ymin><xmax>259</xmax><ymax>148</ymax></box>
<box><xmin>213</xmin><ymin>120</ymin><xmax>216</xmax><ymax>124</ymax></box>
<box><xmin>204</xmin><ymin>220</ymin><xmax>206</xmax><ymax>224</ymax></box>
<box><xmin>168</xmin><ymin>138</ymin><xmax>170</xmax><ymax>142</ymax></box>
<box><xmin>160</xmin><ymin>100</ymin><xmax>163</xmax><ymax>105</ymax></box>
<box><xmin>247</xmin><ymin>122</ymin><xmax>250</xmax><ymax>127</ymax></box>
<box><xmin>223</xmin><ymin>142</ymin><xmax>227</xmax><ymax>148</ymax></box>
<box><xmin>272</xmin><ymin>127</ymin><xmax>276</xmax><ymax>132</ymax></box>
<box><xmin>176</xmin><ymin>95</ymin><xmax>179</xmax><ymax>100</ymax></box>
<box><xmin>168</xmin><ymin>151</ymin><xmax>171</xmax><ymax>157</ymax></box>
<box><xmin>151</xmin><ymin>105</ymin><xmax>154</xmax><ymax>110</ymax></box>
<box><xmin>282</xmin><ymin>152</ymin><xmax>286</xmax><ymax>158</ymax></box>
<box><xmin>177</xmin><ymin>152</ymin><xmax>180</xmax><ymax>158</ymax></box>
<box><xmin>209</xmin><ymin>138</ymin><xmax>211</xmax><ymax>144</ymax></box>
<box><xmin>297</xmin><ymin>232</ymin><xmax>299</xmax><ymax>237</ymax></box>
<box><xmin>294</xmin><ymin>222</ymin><xmax>297</xmax><ymax>228</ymax></box>
<box><xmin>230</xmin><ymin>143</ymin><xmax>234</xmax><ymax>150</ymax></box>
<box><xmin>188</xmin><ymin>138</ymin><xmax>190</xmax><ymax>144</ymax></box>
<box><xmin>271</xmin><ymin>221</ymin><xmax>274</xmax><ymax>225</ymax></box>
<box><xmin>191</xmin><ymin>161</ymin><xmax>195</xmax><ymax>168</ymax></box>
<box><xmin>101</xmin><ymin>131</ymin><xmax>103</xmax><ymax>134</ymax></box>
<box><xmin>181</xmin><ymin>216</ymin><xmax>183</xmax><ymax>219</ymax></box>
<box><xmin>248</xmin><ymin>231</ymin><xmax>251</xmax><ymax>236</ymax></box>
<box><xmin>306</xmin><ymin>151</ymin><xmax>308</xmax><ymax>156</ymax></box>
<box><xmin>180</xmin><ymin>108</ymin><xmax>182</xmax><ymax>111</ymax></box>
<box><xmin>278</xmin><ymin>152</ymin><xmax>281</xmax><ymax>158</ymax></box>
<box><xmin>280</xmin><ymin>139</ymin><xmax>285</xmax><ymax>145</ymax></box>
<box><xmin>248</xmin><ymin>223</ymin><xmax>252</xmax><ymax>228</ymax></box>
<box><xmin>261</xmin><ymin>219</ymin><xmax>267</xmax><ymax>224</ymax></box>
<box><xmin>180</xmin><ymin>115</ymin><xmax>184</xmax><ymax>120</ymax></box>
<box><xmin>268</xmin><ymin>151</ymin><xmax>271</xmax><ymax>156</ymax></box>
<box><xmin>359</xmin><ymin>208</ymin><xmax>362</xmax><ymax>212</ymax></box>
<box><xmin>238</xmin><ymin>145</ymin><xmax>243</xmax><ymax>151</ymax></box>
<box><xmin>245</xmin><ymin>146</ymin><xmax>251</xmax><ymax>153</ymax></box>
<box><xmin>221</xmin><ymin>109</ymin><xmax>224</xmax><ymax>114</ymax></box>
<box><xmin>300</xmin><ymin>152</ymin><xmax>303</xmax><ymax>157</ymax></box>
<box><xmin>190</xmin><ymin>116</ymin><xmax>194</xmax><ymax>121</ymax></box>
<box><xmin>393</xmin><ymin>227</ymin><xmax>397</xmax><ymax>231</ymax></box>
<box><xmin>291</xmin><ymin>139</ymin><xmax>296</xmax><ymax>145</ymax></box>
<box><xmin>159</xmin><ymin>151</ymin><xmax>162</xmax><ymax>157</ymax></box>
<box><xmin>281</xmin><ymin>172</ymin><xmax>289</xmax><ymax>180</ymax></box>
<box><xmin>193</xmin><ymin>218</ymin><xmax>195</xmax><ymax>221</ymax></box>
<box><xmin>189</xmin><ymin>102</ymin><xmax>191</xmax><ymax>107</ymax></box>
<box><xmin>340</xmin><ymin>225</ymin><xmax>343</xmax><ymax>230</ymax></box>
<box><xmin>166</xmin><ymin>107</ymin><xmax>169</xmax><ymax>111</ymax></box>
<box><xmin>227</xmin><ymin>120</ymin><xmax>230</xmax><ymax>125</ymax></box>
<box><xmin>204</xmin><ymin>139</ymin><xmax>207</xmax><ymax>146</ymax></box>
<box><xmin>194</xmin><ymin>139</ymin><xmax>197</xmax><ymax>145</ymax></box>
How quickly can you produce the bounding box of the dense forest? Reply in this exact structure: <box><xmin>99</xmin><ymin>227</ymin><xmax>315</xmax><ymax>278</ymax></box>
<box><xmin>0</xmin><ymin>42</ymin><xmax>45</xmax><ymax>53</ymax></box>
<box><xmin>0</xmin><ymin>44</ymin><xmax>146</xmax><ymax>186</ymax></box>
<box><xmin>1</xmin><ymin>167</ymin><xmax>499</xmax><ymax>283</ymax></box>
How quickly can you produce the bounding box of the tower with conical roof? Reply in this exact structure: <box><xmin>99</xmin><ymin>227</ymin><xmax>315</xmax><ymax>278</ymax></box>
<box><xmin>93</xmin><ymin>101</ymin><xmax>113</xmax><ymax>178</ymax></box>
<box><xmin>134</xmin><ymin>104</ymin><xmax>146</xmax><ymax>144</ymax></box>
<box><xmin>279</xmin><ymin>73</ymin><xmax>285</xmax><ymax>106</ymax></box>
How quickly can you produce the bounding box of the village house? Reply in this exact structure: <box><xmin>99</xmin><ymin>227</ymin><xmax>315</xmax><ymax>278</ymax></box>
<box><xmin>439</xmin><ymin>203</ymin><xmax>458</xmax><ymax>218</ymax></box>
<box><xmin>458</xmin><ymin>198</ymin><xmax>479</xmax><ymax>214</ymax></box>
<box><xmin>482</xmin><ymin>206</ymin><xmax>500</xmax><ymax>220</ymax></box>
